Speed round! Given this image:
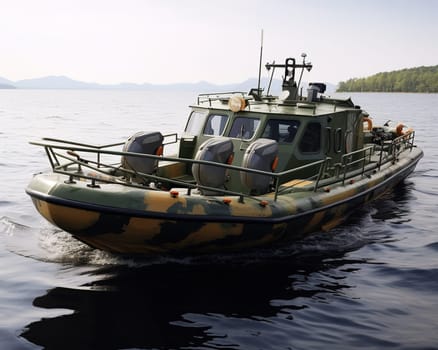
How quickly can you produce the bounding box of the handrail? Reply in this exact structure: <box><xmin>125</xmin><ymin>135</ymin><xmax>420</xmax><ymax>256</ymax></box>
<box><xmin>30</xmin><ymin>131</ymin><xmax>416</xmax><ymax>202</ymax></box>
<box><xmin>42</xmin><ymin>137</ymin><xmax>125</xmax><ymax>149</ymax></box>
<box><xmin>31</xmin><ymin>140</ymin><xmax>289</xmax><ymax>178</ymax></box>
<box><xmin>42</xmin><ymin>132</ymin><xmax>179</xmax><ymax>148</ymax></box>
<box><xmin>51</xmin><ymin>151</ymin><xmax>268</xmax><ymax>204</ymax></box>
<box><xmin>341</xmin><ymin>146</ymin><xmax>374</xmax><ymax>184</ymax></box>
<box><xmin>38</xmin><ymin>141</ymin><xmax>335</xmax><ymax>187</ymax></box>
<box><xmin>31</xmin><ymin>138</ymin><xmax>331</xmax><ymax>202</ymax></box>
<box><xmin>41</xmin><ymin>133</ymin><xmax>179</xmax><ymax>168</ymax></box>
<box><xmin>197</xmin><ymin>91</ymin><xmax>247</xmax><ymax>106</ymax></box>
<box><xmin>393</xmin><ymin>129</ymin><xmax>415</xmax><ymax>156</ymax></box>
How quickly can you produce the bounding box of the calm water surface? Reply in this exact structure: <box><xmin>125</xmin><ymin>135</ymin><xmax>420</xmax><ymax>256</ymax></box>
<box><xmin>0</xmin><ymin>90</ymin><xmax>437</xmax><ymax>350</ymax></box>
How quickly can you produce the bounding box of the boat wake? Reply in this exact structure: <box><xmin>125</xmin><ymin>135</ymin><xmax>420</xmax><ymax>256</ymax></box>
<box><xmin>0</xmin><ymin>216</ymin><xmax>123</xmax><ymax>266</ymax></box>
<box><xmin>1</xmin><ymin>206</ymin><xmax>381</xmax><ymax>269</ymax></box>
<box><xmin>135</xmin><ymin>217</ymin><xmax>376</xmax><ymax>268</ymax></box>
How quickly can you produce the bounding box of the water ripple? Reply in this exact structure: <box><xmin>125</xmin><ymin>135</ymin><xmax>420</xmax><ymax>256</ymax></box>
<box><xmin>1</xmin><ymin>91</ymin><xmax>437</xmax><ymax>350</ymax></box>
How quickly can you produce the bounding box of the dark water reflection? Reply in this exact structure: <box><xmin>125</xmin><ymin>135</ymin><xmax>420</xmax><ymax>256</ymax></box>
<box><xmin>22</xmin><ymin>256</ymin><xmax>367</xmax><ymax>350</ymax></box>
<box><xmin>18</xmin><ymin>182</ymin><xmax>438</xmax><ymax>350</ymax></box>
<box><xmin>1</xmin><ymin>91</ymin><xmax>436</xmax><ymax>349</ymax></box>
<box><xmin>21</xmin><ymin>182</ymin><xmax>430</xmax><ymax>350</ymax></box>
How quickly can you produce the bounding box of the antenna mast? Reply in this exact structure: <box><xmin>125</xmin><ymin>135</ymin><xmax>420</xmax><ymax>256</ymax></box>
<box><xmin>257</xmin><ymin>29</ymin><xmax>264</xmax><ymax>96</ymax></box>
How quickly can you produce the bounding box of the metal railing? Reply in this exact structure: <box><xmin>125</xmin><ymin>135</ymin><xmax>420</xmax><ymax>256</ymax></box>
<box><xmin>340</xmin><ymin>146</ymin><xmax>374</xmax><ymax>185</ymax></box>
<box><xmin>197</xmin><ymin>91</ymin><xmax>246</xmax><ymax>106</ymax></box>
<box><xmin>30</xmin><ymin>130</ymin><xmax>416</xmax><ymax>203</ymax></box>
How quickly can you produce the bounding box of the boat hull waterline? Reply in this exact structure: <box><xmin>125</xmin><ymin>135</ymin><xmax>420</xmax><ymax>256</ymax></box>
<box><xmin>26</xmin><ymin>147</ymin><xmax>422</xmax><ymax>254</ymax></box>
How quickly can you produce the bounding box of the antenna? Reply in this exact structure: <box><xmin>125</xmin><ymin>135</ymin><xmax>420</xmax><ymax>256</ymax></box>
<box><xmin>266</xmin><ymin>60</ymin><xmax>275</xmax><ymax>96</ymax></box>
<box><xmin>296</xmin><ymin>53</ymin><xmax>307</xmax><ymax>99</ymax></box>
<box><xmin>257</xmin><ymin>29</ymin><xmax>264</xmax><ymax>96</ymax></box>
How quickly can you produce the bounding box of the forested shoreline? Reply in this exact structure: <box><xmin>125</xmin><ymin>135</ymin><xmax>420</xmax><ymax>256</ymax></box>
<box><xmin>337</xmin><ymin>65</ymin><xmax>438</xmax><ymax>93</ymax></box>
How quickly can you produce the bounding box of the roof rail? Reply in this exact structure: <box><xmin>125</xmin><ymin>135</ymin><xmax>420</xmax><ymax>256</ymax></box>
<box><xmin>197</xmin><ymin>91</ymin><xmax>247</xmax><ymax>106</ymax></box>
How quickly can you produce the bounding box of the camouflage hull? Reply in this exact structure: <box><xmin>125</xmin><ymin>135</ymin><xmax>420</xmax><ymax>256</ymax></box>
<box><xmin>26</xmin><ymin>147</ymin><xmax>423</xmax><ymax>255</ymax></box>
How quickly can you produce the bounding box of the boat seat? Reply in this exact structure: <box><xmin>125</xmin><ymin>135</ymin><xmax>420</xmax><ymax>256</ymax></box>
<box><xmin>192</xmin><ymin>137</ymin><xmax>234</xmax><ymax>195</ymax></box>
<box><xmin>240</xmin><ymin>138</ymin><xmax>279</xmax><ymax>195</ymax></box>
<box><xmin>121</xmin><ymin>131</ymin><xmax>164</xmax><ymax>177</ymax></box>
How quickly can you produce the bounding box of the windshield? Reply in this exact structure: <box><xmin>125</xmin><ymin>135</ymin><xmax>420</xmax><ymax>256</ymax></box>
<box><xmin>184</xmin><ymin>111</ymin><xmax>207</xmax><ymax>136</ymax></box>
<box><xmin>204</xmin><ymin>114</ymin><xmax>229</xmax><ymax>136</ymax></box>
<box><xmin>262</xmin><ymin>119</ymin><xmax>301</xmax><ymax>143</ymax></box>
<box><xmin>228</xmin><ymin>117</ymin><xmax>260</xmax><ymax>140</ymax></box>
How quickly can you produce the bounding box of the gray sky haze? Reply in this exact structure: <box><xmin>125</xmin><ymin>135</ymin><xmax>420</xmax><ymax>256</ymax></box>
<box><xmin>2</xmin><ymin>0</ymin><xmax>437</xmax><ymax>85</ymax></box>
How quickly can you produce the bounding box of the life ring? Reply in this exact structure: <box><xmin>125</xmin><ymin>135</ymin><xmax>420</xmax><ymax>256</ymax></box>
<box><xmin>396</xmin><ymin>123</ymin><xmax>414</xmax><ymax>136</ymax></box>
<box><xmin>363</xmin><ymin>116</ymin><xmax>373</xmax><ymax>131</ymax></box>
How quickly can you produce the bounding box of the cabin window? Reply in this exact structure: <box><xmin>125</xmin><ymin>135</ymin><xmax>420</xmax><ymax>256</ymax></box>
<box><xmin>334</xmin><ymin>128</ymin><xmax>343</xmax><ymax>153</ymax></box>
<box><xmin>262</xmin><ymin>119</ymin><xmax>301</xmax><ymax>143</ymax></box>
<box><xmin>185</xmin><ymin>111</ymin><xmax>207</xmax><ymax>136</ymax></box>
<box><xmin>299</xmin><ymin>122</ymin><xmax>321</xmax><ymax>153</ymax></box>
<box><xmin>228</xmin><ymin>117</ymin><xmax>260</xmax><ymax>140</ymax></box>
<box><xmin>203</xmin><ymin>114</ymin><xmax>228</xmax><ymax>136</ymax></box>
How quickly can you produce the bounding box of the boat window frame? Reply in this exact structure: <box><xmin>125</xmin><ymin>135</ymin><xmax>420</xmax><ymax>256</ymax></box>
<box><xmin>227</xmin><ymin>116</ymin><xmax>261</xmax><ymax>140</ymax></box>
<box><xmin>261</xmin><ymin>118</ymin><xmax>301</xmax><ymax>143</ymax></box>
<box><xmin>334</xmin><ymin>127</ymin><xmax>343</xmax><ymax>153</ymax></box>
<box><xmin>184</xmin><ymin>110</ymin><xmax>208</xmax><ymax>136</ymax></box>
<box><xmin>203</xmin><ymin>113</ymin><xmax>229</xmax><ymax>136</ymax></box>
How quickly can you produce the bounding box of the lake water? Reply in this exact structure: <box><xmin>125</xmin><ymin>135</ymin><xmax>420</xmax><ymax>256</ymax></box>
<box><xmin>0</xmin><ymin>90</ymin><xmax>437</xmax><ymax>350</ymax></box>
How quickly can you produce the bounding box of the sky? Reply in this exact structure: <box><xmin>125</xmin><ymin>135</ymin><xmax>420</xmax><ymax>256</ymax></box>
<box><xmin>1</xmin><ymin>0</ymin><xmax>438</xmax><ymax>85</ymax></box>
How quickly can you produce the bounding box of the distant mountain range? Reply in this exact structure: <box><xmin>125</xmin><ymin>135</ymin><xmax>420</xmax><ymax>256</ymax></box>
<box><xmin>0</xmin><ymin>75</ymin><xmax>336</xmax><ymax>94</ymax></box>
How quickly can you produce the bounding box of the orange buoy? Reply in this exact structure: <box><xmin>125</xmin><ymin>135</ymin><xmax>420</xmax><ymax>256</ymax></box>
<box><xmin>396</xmin><ymin>123</ymin><xmax>414</xmax><ymax>136</ymax></box>
<box><xmin>363</xmin><ymin>116</ymin><xmax>373</xmax><ymax>131</ymax></box>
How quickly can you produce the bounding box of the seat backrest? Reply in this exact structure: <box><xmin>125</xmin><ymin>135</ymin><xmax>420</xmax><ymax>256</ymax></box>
<box><xmin>122</xmin><ymin>131</ymin><xmax>164</xmax><ymax>175</ymax></box>
<box><xmin>192</xmin><ymin>138</ymin><xmax>234</xmax><ymax>195</ymax></box>
<box><xmin>240</xmin><ymin>138</ymin><xmax>278</xmax><ymax>195</ymax></box>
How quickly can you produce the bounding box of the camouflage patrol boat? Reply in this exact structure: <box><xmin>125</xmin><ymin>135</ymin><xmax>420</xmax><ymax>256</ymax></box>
<box><xmin>26</xmin><ymin>57</ymin><xmax>423</xmax><ymax>255</ymax></box>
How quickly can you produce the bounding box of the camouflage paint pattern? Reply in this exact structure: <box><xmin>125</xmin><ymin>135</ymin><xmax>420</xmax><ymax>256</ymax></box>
<box><xmin>26</xmin><ymin>147</ymin><xmax>423</xmax><ymax>255</ymax></box>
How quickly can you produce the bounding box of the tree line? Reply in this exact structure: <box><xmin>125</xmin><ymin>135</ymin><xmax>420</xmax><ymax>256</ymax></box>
<box><xmin>337</xmin><ymin>65</ymin><xmax>438</xmax><ymax>93</ymax></box>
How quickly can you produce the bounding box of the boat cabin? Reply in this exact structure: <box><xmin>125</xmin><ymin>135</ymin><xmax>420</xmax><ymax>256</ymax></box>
<box><xmin>115</xmin><ymin>57</ymin><xmax>370</xmax><ymax>196</ymax></box>
<box><xmin>169</xmin><ymin>59</ymin><xmax>365</xmax><ymax>195</ymax></box>
<box><xmin>175</xmin><ymin>97</ymin><xmax>364</xmax><ymax>194</ymax></box>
